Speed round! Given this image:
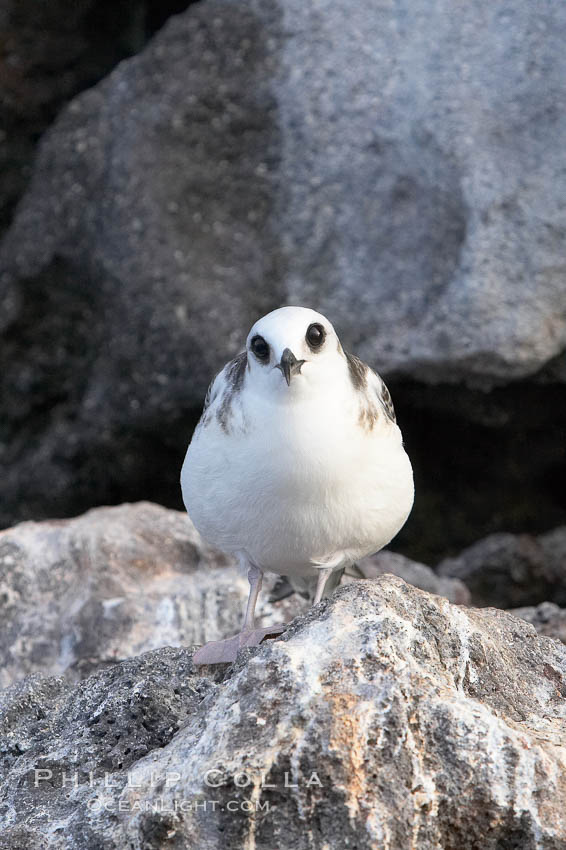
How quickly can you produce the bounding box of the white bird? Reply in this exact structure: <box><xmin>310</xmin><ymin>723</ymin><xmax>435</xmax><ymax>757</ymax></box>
<box><xmin>181</xmin><ymin>306</ymin><xmax>414</xmax><ymax>664</ymax></box>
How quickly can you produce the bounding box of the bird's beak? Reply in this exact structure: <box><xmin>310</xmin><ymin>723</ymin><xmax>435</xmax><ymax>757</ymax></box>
<box><xmin>276</xmin><ymin>348</ymin><xmax>305</xmax><ymax>386</ymax></box>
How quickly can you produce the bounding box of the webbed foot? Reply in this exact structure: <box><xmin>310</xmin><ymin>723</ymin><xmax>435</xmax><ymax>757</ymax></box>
<box><xmin>192</xmin><ymin>624</ymin><xmax>286</xmax><ymax>665</ymax></box>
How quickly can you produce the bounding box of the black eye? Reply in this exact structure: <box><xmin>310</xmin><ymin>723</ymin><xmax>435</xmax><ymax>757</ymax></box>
<box><xmin>305</xmin><ymin>323</ymin><xmax>325</xmax><ymax>350</ymax></box>
<box><xmin>250</xmin><ymin>334</ymin><xmax>270</xmax><ymax>362</ymax></box>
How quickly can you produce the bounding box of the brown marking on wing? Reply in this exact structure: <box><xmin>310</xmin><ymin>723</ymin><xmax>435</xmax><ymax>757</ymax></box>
<box><xmin>358</xmin><ymin>402</ymin><xmax>379</xmax><ymax>432</ymax></box>
<box><xmin>345</xmin><ymin>351</ymin><xmax>368</xmax><ymax>391</ymax></box>
<box><xmin>216</xmin><ymin>351</ymin><xmax>248</xmax><ymax>433</ymax></box>
<box><xmin>379</xmin><ymin>377</ymin><xmax>396</xmax><ymax>423</ymax></box>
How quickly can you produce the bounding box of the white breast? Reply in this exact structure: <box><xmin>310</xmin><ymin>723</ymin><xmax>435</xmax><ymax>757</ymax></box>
<box><xmin>181</xmin><ymin>385</ymin><xmax>414</xmax><ymax>578</ymax></box>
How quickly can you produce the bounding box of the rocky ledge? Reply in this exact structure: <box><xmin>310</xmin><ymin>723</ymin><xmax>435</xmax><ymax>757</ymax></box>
<box><xmin>1</xmin><ymin>503</ymin><xmax>566</xmax><ymax>847</ymax></box>
<box><xmin>1</xmin><ymin>576</ymin><xmax>566</xmax><ymax>848</ymax></box>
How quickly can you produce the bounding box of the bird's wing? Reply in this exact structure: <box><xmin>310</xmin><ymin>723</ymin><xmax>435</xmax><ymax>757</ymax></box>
<box><xmin>345</xmin><ymin>351</ymin><xmax>396</xmax><ymax>424</ymax></box>
<box><xmin>198</xmin><ymin>351</ymin><xmax>248</xmax><ymax>432</ymax></box>
<box><xmin>367</xmin><ymin>367</ymin><xmax>396</xmax><ymax>424</ymax></box>
<box><xmin>201</xmin><ymin>369</ymin><xmax>223</xmax><ymax>415</ymax></box>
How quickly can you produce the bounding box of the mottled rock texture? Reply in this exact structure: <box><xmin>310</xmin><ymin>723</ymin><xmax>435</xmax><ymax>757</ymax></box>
<box><xmin>1</xmin><ymin>0</ymin><xmax>566</xmax><ymax>532</ymax></box>
<box><xmin>0</xmin><ymin>502</ymin><xmax>236</xmax><ymax>687</ymax></box>
<box><xmin>1</xmin><ymin>577</ymin><xmax>566</xmax><ymax>848</ymax></box>
<box><xmin>438</xmin><ymin>526</ymin><xmax>566</xmax><ymax>609</ymax></box>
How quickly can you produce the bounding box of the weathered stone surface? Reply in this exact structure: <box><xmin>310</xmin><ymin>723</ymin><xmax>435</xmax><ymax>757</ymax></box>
<box><xmin>0</xmin><ymin>0</ymin><xmax>192</xmax><ymax>235</ymax></box>
<box><xmin>1</xmin><ymin>576</ymin><xmax>565</xmax><ymax>848</ymax></box>
<box><xmin>2</xmin><ymin>0</ymin><xmax>566</xmax><ymax>528</ymax></box>
<box><xmin>513</xmin><ymin>602</ymin><xmax>566</xmax><ymax>646</ymax></box>
<box><xmin>0</xmin><ymin>646</ymin><xmax>215</xmax><ymax>848</ymax></box>
<box><xmin>356</xmin><ymin>550</ymin><xmax>470</xmax><ymax>605</ymax></box>
<box><xmin>438</xmin><ymin>526</ymin><xmax>566</xmax><ymax>609</ymax></box>
<box><xmin>0</xmin><ymin>502</ymin><xmax>306</xmax><ymax>688</ymax></box>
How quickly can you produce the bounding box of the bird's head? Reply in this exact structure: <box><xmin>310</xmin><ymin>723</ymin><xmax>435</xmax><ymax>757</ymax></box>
<box><xmin>245</xmin><ymin>306</ymin><xmax>345</xmax><ymax>399</ymax></box>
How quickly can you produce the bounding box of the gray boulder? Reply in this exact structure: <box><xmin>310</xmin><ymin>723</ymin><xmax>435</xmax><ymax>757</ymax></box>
<box><xmin>1</xmin><ymin>576</ymin><xmax>566</xmax><ymax>848</ymax></box>
<box><xmin>512</xmin><ymin>602</ymin><xmax>566</xmax><ymax>646</ymax></box>
<box><xmin>2</xmin><ymin>0</ymin><xmax>566</xmax><ymax>526</ymax></box>
<box><xmin>438</xmin><ymin>526</ymin><xmax>566</xmax><ymax>609</ymax></box>
<box><xmin>0</xmin><ymin>0</ymin><xmax>180</xmax><ymax>235</ymax></box>
<box><xmin>356</xmin><ymin>550</ymin><xmax>470</xmax><ymax>605</ymax></box>
<box><xmin>0</xmin><ymin>502</ymin><xmax>308</xmax><ymax>688</ymax></box>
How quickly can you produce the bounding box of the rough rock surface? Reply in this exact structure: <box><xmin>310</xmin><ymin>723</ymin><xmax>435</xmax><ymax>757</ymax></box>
<box><xmin>438</xmin><ymin>526</ymin><xmax>566</xmax><ymax>609</ymax></box>
<box><xmin>2</xmin><ymin>0</ymin><xmax>566</xmax><ymax>527</ymax></box>
<box><xmin>0</xmin><ymin>502</ymin><xmax>308</xmax><ymax>688</ymax></box>
<box><xmin>513</xmin><ymin>602</ymin><xmax>566</xmax><ymax>646</ymax></box>
<box><xmin>1</xmin><ymin>576</ymin><xmax>566</xmax><ymax>848</ymax></box>
<box><xmin>0</xmin><ymin>0</ymin><xmax>193</xmax><ymax>235</ymax></box>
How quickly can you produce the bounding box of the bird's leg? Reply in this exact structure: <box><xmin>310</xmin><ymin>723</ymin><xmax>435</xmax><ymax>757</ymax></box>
<box><xmin>192</xmin><ymin>564</ymin><xmax>286</xmax><ymax>666</ymax></box>
<box><xmin>313</xmin><ymin>567</ymin><xmax>333</xmax><ymax>605</ymax></box>
<box><xmin>242</xmin><ymin>565</ymin><xmax>263</xmax><ymax>630</ymax></box>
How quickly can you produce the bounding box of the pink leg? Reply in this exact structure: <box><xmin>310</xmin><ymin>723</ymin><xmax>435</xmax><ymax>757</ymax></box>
<box><xmin>242</xmin><ymin>565</ymin><xmax>262</xmax><ymax>630</ymax></box>
<box><xmin>313</xmin><ymin>567</ymin><xmax>332</xmax><ymax>605</ymax></box>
